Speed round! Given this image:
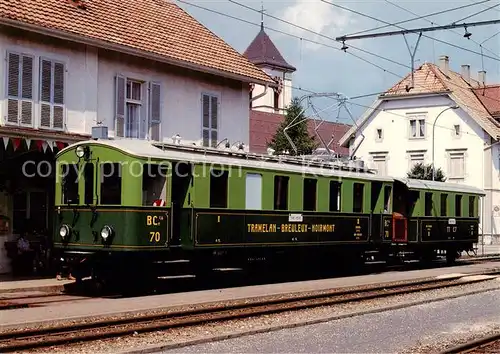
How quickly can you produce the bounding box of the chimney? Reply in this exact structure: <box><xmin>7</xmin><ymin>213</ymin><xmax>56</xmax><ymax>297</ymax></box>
<box><xmin>439</xmin><ymin>55</ymin><xmax>449</xmax><ymax>75</ymax></box>
<box><xmin>478</xmin><ymin>70</ymin><xmax>486</xmax><ymax>86</ymax></box>
<box><xmin>461</xmin><ymin>65</ymin><xmax>470</xmax><ymax>83</ymax></box>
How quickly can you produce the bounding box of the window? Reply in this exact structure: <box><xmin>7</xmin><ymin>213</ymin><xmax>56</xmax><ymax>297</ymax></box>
<box><xmin>384</xmin><ymin>185</ymin><xmax>392</xmax><ymax>212</ymax></box>
<box><xmin>202</xmin><ymin>93</ymin><xmax>218</xmax><ymax>147</ymax></box>
<box><xmin>249</xmin><ymin>90</ymin><xmax>252</xmax><ymax>109</ymax></box>
<box><xmin>408</xmin><ymin>152</ymin><xmax>425</xmax><ymax>170</ymax></box>
<box><xmin>100</xmin><ymin>163</ymin><xmax>121</xmax><ymax>205</ymax></box>
<box><xmin>425</xmin><ymin>192</ymin><xmax>433</xmax><ymax>216</ymax></box>
<box><xmin>210</xmin><ymin>169</ymin><xmax>228</xmax><ymax>208</ymax></box>
<box><xmin>274</xmin><ymin>176</ymin><xmax>289</xmax><ymax>210</ymax></box>
<box><xmin>40</xmin><ymin>58</ymin><xmax>65</xmax><ymax>129</ymax></box>
<box><xmin>353</xmin><ymin>183</ymin><xmax>364</xmax><ymax>213</ymax></box>
<box><xmin>372</xmin><ymin>154</ymin><xmax>388</xmax><ymax>175</ymax></box>
<box><xmin>440</xmin><ymin>194</ymin><xmax>448</xmax><ymax>216</ymax></box>
<box><xmin>245</xmin><ymin>173</ymin><xmax>262</xmax><ymax>210</ymax></box>
<box><xmin>455</xmin><ymin>194</ymin><xmax>462</xmax><ymax>217</ymax></box>
<box><xmin>329</xmin><ymin>181</ymin><xmax>341</xmax><ymax>212</ymax></box>
<box><xmin>469</xmin><ymin>196</ymin><xmax>475</xmax><ymax>217</ymax></box>
<box><xmin>84</xmin><ymin>163</ymin><xmax>94</xmax><ymax>205</ymax></box>
<box><xmin>114</xmin><ymin>75</ymin><xmax>161</xmax><ymax>140</ymax></box>
<box><xmin>454</xmin><ymin>124</ymin><xmax>461</xmax><ymax>136</ymax></box>
<box><xmin>62</xmin><ymin>164</ymin><xmax>79</xmax><ymax>204</ymax></box>
<box><xmin>448</xmin><ymin>151</ymin><xmax>465</xmax><ymax>180</ymax></box>
<box><xmin>274</xmin><ymin>90</ymin><xmax>279</xmax><ymax>112</ymax></box>
<box><xmin>142</xmin><ymin>164</ymin><xmax>167</xmax><ymax>206</ymax></box>
<box><xmin>408</xmin><ymin>115</ymin><xmax>426</xmax><ymax>138</ymax></box>
<box><xmin>375</xmin><ymin>128</ymin><xmax>383</xmax><ymax>141</ymax></box>
<box><xmin>303</xmin><ymin>178</ymin><xmax>317</xmax><ymax>211</ymax></box>
<box><xmin>13</xmin><ymin>191</ymin><xmax>48</xmax><ymax>234</ymax></box>
<box><xmin>6</xmin><ymin>52</ymin><xmax>34</xmax><ymax>126</ymax></box>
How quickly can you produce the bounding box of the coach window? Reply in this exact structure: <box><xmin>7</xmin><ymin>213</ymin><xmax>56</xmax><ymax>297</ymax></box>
<box><xmin>455</xmin><ymin>195</ymin><xmax>462</xmax><ymax>217</ymax></box>
<box><xmin>425</xmin><ymin>192</ymin><xmax>433</xmax><ymax>216</ymax></box>
<box><xmin>440</xmin><ymin>193</ymin><xmax>448</xmax><ymax>216</ymax></box>
<box><xmin>329</xmin><ymin>181</ymin><xmax>341</xmax><ymax>212</ymax></box>
<box><xmin>245</xmin><ymin>173</ymin><xmax>262</xmax><ymax>210</ymax></box>
<box><xmin>274</xmin><ymin>176</ymin><xmax>289</xmax><ymax>210</ymax></box>
<box><xmin>142</xmin><ymin>164</ymin><xmax>167</xmax><ymax>206</ymax></box>
<box><xmin>469</xmin><ymin>196</ymin><xmax>475</xmax><ymax>217</ymax></box>
<box><xmin>210</xmin><ymin>169</ymin><xmax>228</xmax><ymax>208</ymax></box>
<box><xmin>100</xmin><ymin>163</ymin><xmax>122</xmax><ymax>205</ymax></box>
<box><xmin>84</xmin><ymin>163</ymin><xmax>94</xmax><ymax>205</ymax></box>
<box><xmin>383</xmin><ymin>185</ymin><xmax>392</xmax><ymax>212</ymax></box>
<box><xmin>353</xmin><ymin>183</ymin><xmax>364</xmax><ymax>213</ymax></box>
<box><xmin>62</xmin><ymin>164</ymin><xmax>79</xmax><ymax>204</ymax></box>
<box><xmin>303</xmin><ymin>178</ymin><xmax>317</xmax><ymax>211</ymax></box>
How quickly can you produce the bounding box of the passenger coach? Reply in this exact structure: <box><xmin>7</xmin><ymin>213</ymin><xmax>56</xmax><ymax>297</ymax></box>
<box><xmin>53</xmin><ymin>138</ymin><xmax>484</xmax><ymax>284</ymax></box>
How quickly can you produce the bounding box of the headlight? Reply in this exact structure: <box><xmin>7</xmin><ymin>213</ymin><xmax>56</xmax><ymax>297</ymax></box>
<box><xmin>75</xmin><ymin>146</ymin><xmax>85</xmax><ymax>158</ymax></box>
<box><xmin>59</xmin><ymin>224</ymin><xmax>70</xmax><ymax>239</ymax></box>
<box><xmin>100</xmin><ymin>225</ymin><xmax>113</xmax><ymax>240</ymax></box>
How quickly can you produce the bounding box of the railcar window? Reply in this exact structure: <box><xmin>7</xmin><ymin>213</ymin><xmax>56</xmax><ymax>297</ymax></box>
<box><xmin>210</xmin><ymin>169</ymin><xmax>228</xmax><ymax>208</ymax></box>
<box><xmin>329</xmin><ymin>181</ymin><xmax>341</xmax><ymax>212</ymax></box>
<box><xmin>469</xmin><ymin>196</ymin><xmax>475</xmax><ymax>217</ymax></box>
<box><xmin>245</xmin><ymin>173</ymin><xmax>262</xmax><ymax>210</ymax></box>
<box><xmin>383</xmin><ymin>186</ymin><xmax>392</xmax><ymax>212</ymax></box>
<box><xmin>84</xmin><ymin>163</ymin><xmax>94</xmax><ymax>205</ymax></box>
<box><xmin>353</xmin><ymin>183</ymin><xmax>364</xmax><ymax>213</ymax></box>
<box><xmin>62</xmin><ymin>164</ymin><xmax>79</xmax><ymax>204</ymax></box>
<box><xmin>274</xmin><ymin>176</ymin><xmax>289</xmax><ymax>210</ymax></box>
<box><xmin>440</xmin><ymin>194</ymin><xmax>448</xmax><ymax>216</ymax></box>
<box><xmin>303</xmin><ymin>178</ymin><xmax>317</xmax><ymax>211</ymax></box>
<box><xmin>100</xmin><ymin>163</ymin><xmax>122</xmax><ymax>205</ymax></box>
<box><xmin>425</xmin><ymin>192</ymin><xmax>433</xmax><ymax>216</ymax></box>
<box><xmin>142</xmin><ymin>164</ymin><xmax>167</xmax><ymax>206</ymax></box>
<box><xmin>455</xmin><ymin>195</ymin><xmax>462</xmax><ymax>217</ymax></box>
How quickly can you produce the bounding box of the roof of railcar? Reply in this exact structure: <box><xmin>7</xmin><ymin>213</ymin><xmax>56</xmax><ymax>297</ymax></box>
<box><xmin>57</xmin><ymin>139</ymin><xmax>485</xmax><ymax>195</ymax></box>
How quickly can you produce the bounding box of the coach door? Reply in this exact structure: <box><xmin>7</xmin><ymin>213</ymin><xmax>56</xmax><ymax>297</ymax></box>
<box><xmin>392</xmin><ymin>181</ymin><xmax>408</xmax><ymax>243</ymax></box>
<box><xmin>170</xmin><ymin>161</ymin><xmax>192</xmax><ymax>246</ymax></box>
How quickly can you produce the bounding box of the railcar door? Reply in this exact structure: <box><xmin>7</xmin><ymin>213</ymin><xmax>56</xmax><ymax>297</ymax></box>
<box><xmin>392</xmin><ymin>181</ymin><xmax>408</xmax><ymax>243</ymax></box>
<box><xmin>170</xmin><ymin>161</ymin><xmax>192</xmax><ymax>246</ymax></box>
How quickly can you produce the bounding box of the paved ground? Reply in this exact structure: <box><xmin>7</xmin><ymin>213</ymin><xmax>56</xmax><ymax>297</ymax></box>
<box><xmin>0</xmin><ymin>277</ymin><xmax>73</xmax><ymax>294</ymax></box>
<box><xmin>474</xmin><ymin>244</ymin><xmax>500</xmax><ymax>256</ymax></box>
<box><xmin>1</xmin><ymin>261</ymin><xmax>500</xmax><ymax>331</ymax></box>
<box><xmin>162</xmin><ymin>285</ymin><xmax>500</xmax><ymax>353</ymax></box>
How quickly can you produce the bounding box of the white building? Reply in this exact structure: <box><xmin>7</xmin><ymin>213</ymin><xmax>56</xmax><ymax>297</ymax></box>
<box><xmin>339</xmin><ymin>55</ymin><xmax>500</xmax><ymax>244</ymax></box>
<box><xmin>0</xmin><ymin>0</ymin><xmax>274</xmax><ymax>274</ymax></box>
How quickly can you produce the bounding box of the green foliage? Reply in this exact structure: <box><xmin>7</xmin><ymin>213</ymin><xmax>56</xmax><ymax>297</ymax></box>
<box><xmin>407</xmin><ymin>162</ymin><xmax>446</xmax><ymax>182</ymax></box>
<box><xmin>267</xmin><ymin>97</ymin><xmax>318</xmax><ymax>155</ymax></box>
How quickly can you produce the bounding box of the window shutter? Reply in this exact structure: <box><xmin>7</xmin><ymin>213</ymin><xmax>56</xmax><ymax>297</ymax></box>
<box><xmin>40</xmin><ymin>59</ymin><xmax>52</xmax><ymax>128</ymax></box>
<box><xmin>20</xmin><ymin>55</ymin><xmax>34</xmax><ymax>126</ymax></box>
<box><xmin>202</xmin><ymin>94</ymin><xmax>210</xmax><ymax>147</ymax></box>
<box><xmin>7</xmin><ymin>52</ymin><xmax>20</xmax><ymax>124</ymax></box>
<box><xmin>115</xmin><ymin>75</ymin><xmax>125</xmax><ymax>137</ymax></box>
<box><xmin>52</xmin><ymin>62</ymin><xmax>64</xmax><ymax>129</ymax></box>
<box><xmin>210</xmin><ymin>96</ymin><xmax>218</xmax><ymax>147</ymax></box>
<box><xmin>149</xmin><ymin>82</ymin><xmax>161</xmax><ymax>141</ymax></box>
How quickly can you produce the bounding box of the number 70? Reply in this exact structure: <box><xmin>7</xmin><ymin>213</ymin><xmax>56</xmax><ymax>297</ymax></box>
<box><xmin>150</xmin><ymin>232</ymin><xmax>160</xmax><ymax>242</ymax></box>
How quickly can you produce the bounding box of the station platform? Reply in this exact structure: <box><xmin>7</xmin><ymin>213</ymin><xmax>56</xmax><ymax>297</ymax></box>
<box><xmin>1</xmin><ymin>260</ymin><xmax>500</xmax><ymax>332</ymax></box>
<box><xmin>0</xmin><ymin>275</ymin><xmax>74</xmax><ymax>294</ymax></box>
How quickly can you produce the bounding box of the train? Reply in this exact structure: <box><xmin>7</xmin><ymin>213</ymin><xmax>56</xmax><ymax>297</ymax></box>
<box><xmin>52</xmin><ymin>137</ymin><xmax>484</xmax><ymax>285</ymax></box>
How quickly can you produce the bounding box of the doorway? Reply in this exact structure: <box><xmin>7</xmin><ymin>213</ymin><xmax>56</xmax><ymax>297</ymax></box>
<box><xmin>170</xmin><ymin>162</ymin><xmax>192</xmax><ymax>246</ymax></box>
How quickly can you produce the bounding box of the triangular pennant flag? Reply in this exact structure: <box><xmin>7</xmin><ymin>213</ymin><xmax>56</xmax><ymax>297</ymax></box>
<box><xmin>56</xmin><ymin>141</ymin><xmax>65</xmax><ymax>151</ymax></box>
<box><xmin>12</xmin><ymin>138</ymin><xmax>21</xmax><ymax>151</ymax></box>
<box><xmin>46</xmin><ymin>140</ymin><xmax>54</xmax><ymax>151</ymax></box>
<box><xmin>25</xmin><ymin>138</ymin><xmax>32</xmax><ymax>149</ymax></box>
<box><xmin>35</xmin><ymin>140</ymin><xmax>44</xmax><ymax>151</ymax></box>
<box><xmin>2</xmin><ymin>137</ymin><xmax>9</xmax><ymax>149</ymax></box>
<box><xmin>42</xmin><ymin>141</ymin><xmax>48</xmax><ymax>153</ymax></box>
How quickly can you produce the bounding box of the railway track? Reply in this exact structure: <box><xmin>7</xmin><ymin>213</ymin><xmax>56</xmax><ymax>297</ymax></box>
<box><xmin>1</xmin><ymin>270</ymin><xmax>500</xmax><ymax>352</ymax></box>
<box><xmin>441</xmin><ymin>332</ymin><xmax>500</xmax><ymax>353</ymax></box>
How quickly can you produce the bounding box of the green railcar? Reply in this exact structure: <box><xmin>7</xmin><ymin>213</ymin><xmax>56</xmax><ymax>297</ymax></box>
<box><xmin>52</xmin><ymin>138</ymin><xmax>484</xmax><ymax>283</ymax></box>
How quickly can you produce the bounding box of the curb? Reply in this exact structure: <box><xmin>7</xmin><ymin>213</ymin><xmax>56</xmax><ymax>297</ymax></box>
<box><xmin>120</xmin><ymin>285</ymin><xmax>500</xmax><ymax>354</ymax></box>
<box><xmin>0</xmin><ymin>284</ymin><xmax>68</xmax><ymax>295</ymax></box>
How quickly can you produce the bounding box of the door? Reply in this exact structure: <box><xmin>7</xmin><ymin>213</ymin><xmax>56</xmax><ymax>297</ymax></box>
<box><xmin>170</xmin><ymin>162</ymin><xmax>192</xmax><ymax>246</ymax></box>
<box><xmin>392</xmin><ymin>212</ymin><xmax>408</xmax><ymax>243</ymax></box>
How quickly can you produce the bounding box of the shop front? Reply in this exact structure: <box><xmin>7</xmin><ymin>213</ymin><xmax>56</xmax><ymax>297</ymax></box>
<box><xmin>0</xmin><ymin>128</ymin><xmax>87</xmax><ymax>276</ymax></box>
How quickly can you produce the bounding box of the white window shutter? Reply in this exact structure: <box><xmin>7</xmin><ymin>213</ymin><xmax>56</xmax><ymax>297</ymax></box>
<box><xmin>115</xmin><ymin>75</ymin><xmax>125</xmax><ymax>137</ymax></box>
<box><xmin>52</xmin><ymin>62</ymin><xmax>64</xmax><ymax>129</ymax></box>
<box><xmin>7</xmin><ymin>52</ymin><xmax>20</xmax><ymax>124</ymax></box>
<box><xmin>40</xmin><ymin>59</ymin><xmax>52</xmax><ymax>128</ymax></box>
<box><xmin>149</xmin><ymin>82</ymin><xmax>161</xmax><ymax>141</ymax></box>
<box><xmin>20</xmin><ymin>55</ymin><xmax>34</xmax><ymax>126</ymax></box>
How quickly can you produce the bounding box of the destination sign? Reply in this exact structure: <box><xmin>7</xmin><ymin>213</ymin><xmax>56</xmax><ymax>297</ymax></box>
<box><xmin>247</xmin><ymin>223</ymin><xmax>336</xmax><ymax>233</ymax></box>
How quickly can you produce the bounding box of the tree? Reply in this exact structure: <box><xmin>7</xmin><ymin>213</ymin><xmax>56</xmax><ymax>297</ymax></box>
<box><xmin>407</xmin><ymin>162</ymin><xmax>446</xmax><ymax>182</ymax></box>
<box><xmin>267</xmin><ymin>97</ymin><xmax>318</xmax><ymax>155</ymax></box>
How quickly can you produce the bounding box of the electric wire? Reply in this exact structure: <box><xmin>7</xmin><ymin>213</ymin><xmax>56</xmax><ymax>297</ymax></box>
<box><xmin>452</xmin><ymin>1</ymin><xmax>500</xmax><ymax>24</ymax></box>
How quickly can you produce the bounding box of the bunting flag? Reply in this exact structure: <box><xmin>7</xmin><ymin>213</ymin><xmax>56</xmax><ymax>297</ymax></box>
<box><xmin>42</xmin><ymin>141</ymin><xmax>48</xmax><ymax>153</ymax></box>
<box><xmin>25</xmin><ymin>138</ymin><xmax>32</xmax><ymax>149</ymax></box>
<box><xmin>35</xmin><ymin>140</ymin><xmax>44</xmax><ymax>152</ymax></box>
<box><xmin>2</xmin><ymin>137</ymin><xmax>8</xmax><ymax>149</ymax></box>
<box><xmin>55</xmin><ymin>141</ymin><xmax>65</xmax><ymax>150</ymax></box>
<box><xmin>0</xmin><ymin>136</ymin><xmax>70</xmax><ymax>152</ymax></box>
<box><xmin>11</xmin><ymin>138</ymin><xmax>21</xmax><ymax>151</ymax></box>
<box><xmin>46</xmin><ymin>140</ymin><xmax>54</xmax><ymax>152</ymax></box>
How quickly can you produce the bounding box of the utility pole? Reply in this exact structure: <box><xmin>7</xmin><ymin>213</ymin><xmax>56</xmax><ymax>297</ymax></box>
<box><xmin>336</xmin><ymin>19</ymin><xmax>500</xmax><ymax>92</ymax></box>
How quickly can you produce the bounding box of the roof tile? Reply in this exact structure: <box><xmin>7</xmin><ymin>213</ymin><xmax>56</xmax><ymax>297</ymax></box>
<box><xmin>0</xmin><ymin>0</ymin><xmax>273</xmax><ymax>84</ymax></box>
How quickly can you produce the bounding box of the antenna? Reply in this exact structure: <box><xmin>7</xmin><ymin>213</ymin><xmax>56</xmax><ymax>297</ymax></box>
<box><xmin>260</xmin><ymin>1</ymin><xmax>266</xmax><ymax>30</ymax></box>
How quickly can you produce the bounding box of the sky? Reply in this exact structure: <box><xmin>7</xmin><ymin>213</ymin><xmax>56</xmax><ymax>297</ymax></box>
<box><xmin>175</xmin><ymin>0</ymin><xmax>500</xmax><ymax>125</ymax></box>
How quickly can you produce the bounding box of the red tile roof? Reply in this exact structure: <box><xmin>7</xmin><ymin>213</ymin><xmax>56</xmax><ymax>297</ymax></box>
<box><xmin>249</xmin><ymin>110</ymin><xmax>350</xmax><ymax>156</ymax></box>
<box><xmin>0</xmin><ymin>0</ymin><xmax>274</xmax><ymax>84</ymax></box>
<box><xmin>244</xmin><ymin>27</ymin><xmax>296</xmax><ymax>72</ymax></box>
<box><xmin>473</xmin><ymin>85</ymin><xmax>500</xmax><ymax>118</ymax></box>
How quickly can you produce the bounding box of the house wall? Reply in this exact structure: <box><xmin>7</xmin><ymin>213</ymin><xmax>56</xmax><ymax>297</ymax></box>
<box><xmin>348</xmin><ymin>94</ymin><xmax>500</xmax><ymax>243</ymax></box>
<box><xmin>251</xmin><ymin>67</ymin><xmax>292</xmax><ymax>114</ymax></box>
